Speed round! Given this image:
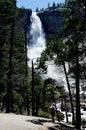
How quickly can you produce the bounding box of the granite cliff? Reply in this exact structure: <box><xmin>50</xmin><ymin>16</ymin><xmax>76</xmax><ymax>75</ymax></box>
<box><xmin>17</xmin><ymin>7</ymin><xmax>64</xmax><ymax>37</ymax></box>
<box><xmin>37</xmin><ymin>8</ymin><xmax>64</xmax><ymax>36</ymax></box>
<box><xmin>15</xmin><ymin>8</ymin><xmax>32</xmax><ymax>31</ymax></box>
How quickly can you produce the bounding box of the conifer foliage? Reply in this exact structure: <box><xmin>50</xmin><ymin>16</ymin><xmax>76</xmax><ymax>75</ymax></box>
<box><xmin>0</xmin><ymin>0</ymin><xmax>28</xmax><ymax>113</ymax></box>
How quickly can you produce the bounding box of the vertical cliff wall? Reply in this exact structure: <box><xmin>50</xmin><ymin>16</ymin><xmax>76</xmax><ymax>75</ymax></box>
<box><xmin>16</xmin><ymin>7</ymin><xmax>64</xmax><ymax>40</ymax></box>
<box><xmin>15</xmin><ymin>8</ymin><xmax>32</xmax><ymax>30</ymax></box>
<box><xmin>37</xmin><ymin>8</ymin><xmax>64</xmax><ymax>36</ymax></box>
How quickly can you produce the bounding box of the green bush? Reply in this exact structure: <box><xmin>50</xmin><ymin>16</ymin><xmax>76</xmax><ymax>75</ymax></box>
<box><xmin>56</xmin><ymin>110</ymin><xmax>64</xmax><ymax>121</ymax></box>
<box><xmin>38</xmin><ymin>110</ymin><xmax>50</xmax><ymax>118</ymax></box>
<box><xmin>81</xmin><ymin>118</ymin><xmax>86</xmax><ymax>125</ymax></box>
<box><xmin>13</xmin><ymin>90</ymin><xmax>24</xmax><ymax>113</ymax></box>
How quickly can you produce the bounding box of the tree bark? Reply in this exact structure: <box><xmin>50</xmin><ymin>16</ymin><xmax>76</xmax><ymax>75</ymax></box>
<box><xmin>63</xmin><ymin>61</ymin><xmax>75</xmax><ymax>125</ymax></box>
<box><xmin>6</xmin><ymin>0</ymin><xmax>16</xmax><ymax>113</ymax></box>
<box><xmin>32</xmin><ymin>60</ymin><xmax>35</xmax><ymax>116</ymax></box>
<box><xmin>64</xmin><ymin>97</ymin><xmax>68</xmax><ymax>123</ymax></box>
<box><xmin>24</xmin><ymin>30</ymin><xmax>30</xmax><ymax>115</ymax></box>
<box><xmin>6</xmin><ymin>17</ymin><xmax>15</xmax><ymax>113</ymax></box>
<box><xmin>75</xmin><ymin>44</ymin><xmax>81</xmax><ymax>130</ymax></box>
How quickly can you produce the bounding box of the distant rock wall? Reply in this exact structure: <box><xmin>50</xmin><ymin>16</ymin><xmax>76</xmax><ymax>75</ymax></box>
<box><xmin>37</xmin><ymin>8</ymin><xmax>64</xmax><ymax>36</ymax></box>
<box><xmin>18</xmin><ymin>8</ymin><xmax>64</xmax><ymax>38</ymax></box>
<box><xmin>15</xmin><ymin>8</ymin><xmax>32</xmax><ymax>31</ymax></box>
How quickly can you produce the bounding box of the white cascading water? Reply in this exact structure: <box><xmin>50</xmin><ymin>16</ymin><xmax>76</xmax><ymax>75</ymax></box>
<box><xmin>27</xmin><ymin>12</ymin><xmax>46</xmax><ymax>66</ymax></box>
<box><xmin>27</xmin><ymin>12</ymin><xmax>68</xmax><ymax>90</ymax></box>
<box><xmin>27</xmin><ymin>12</ymin><xmax>82</xmax><ymax>92</ymax></box>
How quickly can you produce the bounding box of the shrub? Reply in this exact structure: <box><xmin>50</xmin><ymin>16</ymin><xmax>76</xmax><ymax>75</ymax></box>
<box><xmin>38</xmin><ymin>110</ymin><xmax>50</xmax><ymax>118</ymax></box>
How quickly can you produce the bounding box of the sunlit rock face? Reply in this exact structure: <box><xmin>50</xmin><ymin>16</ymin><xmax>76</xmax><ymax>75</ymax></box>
<box><xmin>37</xmin><ymin>8</ymin><xmax>64</xmax><ymax>37</ymax></box>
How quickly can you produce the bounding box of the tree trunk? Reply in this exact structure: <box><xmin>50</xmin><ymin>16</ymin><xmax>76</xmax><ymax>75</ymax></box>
<box><xmin>75</xmin><ymin>44</ymin><xmax>81</xmax><ymax>130</ymax></box>
<box><xmin>26</xmin><ymin>91</ymin><xmax>30</xmax><ymax>115</ymax></box>
<box><xmin>24</xmin><ymin>30</ymin><xmax>30</xmax><ymax>115</ymax></box>
<box><xmin>6</xmin><ymin>18</ymin><xmax>15</xmax><ymax>113</ymax></box>
<box><xmin>32</xmin><ymin>60</ymin><xmax>35</xmax><ymax>116</ymax></box>
<box><xmin>6</xmin><ymin>81</ymin><xmax>11</xmax><ymax>113</ymax></box>
<box><xmin>64</xmin><ymin>97</ymin><xmax>68</xmax><ymax>123</ymax></box>
<box><xmin>83</xmin><ymin>0</ymin><xmax>86</xmax><ymax>19</ymax></box>
<box><xmin>6</xmin><ymin>0</ymin><xmax>16</xmax><ymax>113</ymax></box>
<box><xmin>63</xmin><ymin>61</ymin><xmax>75</xmax><ymax>125</ymax></box>
<box><xmin>35</xmin><ymin>100</ymin><xmax>39</xmax><ymax>116</ymax></box>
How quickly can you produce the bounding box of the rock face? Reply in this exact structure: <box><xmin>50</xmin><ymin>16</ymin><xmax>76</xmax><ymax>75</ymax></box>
<box><xmin>37</xmin><ymin>8</ymin><xmax>64</xmax><ymax>36</ymax></box>
<box><xmin>15</xmin><ymin>8</ymin><xmax>32</xmax><ymax>31</ymax></box>
<box><xmin>18</xmin><ymin>7</ymin><xmax>64</xmax><ymax>38</ymax></box>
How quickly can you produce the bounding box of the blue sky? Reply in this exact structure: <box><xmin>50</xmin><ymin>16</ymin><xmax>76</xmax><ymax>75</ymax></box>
<box><xmin>17</xmin><ymin>0</ymin><xmax>65</xmax><ymax>11</ymax></box>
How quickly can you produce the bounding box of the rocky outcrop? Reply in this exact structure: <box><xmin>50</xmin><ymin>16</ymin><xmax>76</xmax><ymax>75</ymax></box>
<box><xmin>15</xmin><ymin>8</ymin><xmax>32</xmax><ymax>31</ymax></box>
<box><xmin>37</xmin><ymin>8</ymin><xmax>64</xmax><ymax>36</ymax></box>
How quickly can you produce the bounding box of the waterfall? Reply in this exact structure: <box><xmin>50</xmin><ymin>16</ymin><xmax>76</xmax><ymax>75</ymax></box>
<box><xmin>27</xmin><ymin>12</ymin><xmax>74</xmax><ymax>91</ymax></box>
<box><xmin>27</xmin><ymin>12</ymin><xmax>46</xmax><ymax>66</ymax></box>
<box><xmin>27</xmin><ymin>12</ymin><xmax>67</xmax><ymax>90</ymax></box>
